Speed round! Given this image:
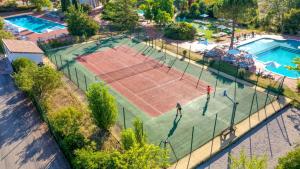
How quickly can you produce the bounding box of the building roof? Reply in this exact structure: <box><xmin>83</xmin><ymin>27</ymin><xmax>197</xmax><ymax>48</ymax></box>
<box><xmin>2</xmin><ymin>39</ymin><xmax>44</xmax><ymax>54</ymax></box>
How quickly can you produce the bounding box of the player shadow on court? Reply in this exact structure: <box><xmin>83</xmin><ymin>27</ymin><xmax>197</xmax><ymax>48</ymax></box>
<box><xmin>202</xmin><ymin>95</ymin><xmax>211</xmax><ymax>116</ymax></box>
<box><xmin>167</xmin><ymin>115</ymin><xmax>182</xmax><ymax>138</ymax></box>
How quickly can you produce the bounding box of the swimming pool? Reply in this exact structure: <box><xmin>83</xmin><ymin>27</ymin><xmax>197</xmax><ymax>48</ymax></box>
<box><xmin>238</xmin><ymin>38</ymin><xmax>300</xmax><ymax>79</ymax></box>
<box><xmin>5</xmin><ymin>15</ymin><xmax>66</xmax><ymax>34</ymax></box>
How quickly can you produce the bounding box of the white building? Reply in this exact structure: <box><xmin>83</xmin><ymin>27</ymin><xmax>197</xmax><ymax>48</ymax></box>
<box><xmin>2</xmin><ymin>39</ymin><xmax>44</xmax><ymax>64</ymax></box>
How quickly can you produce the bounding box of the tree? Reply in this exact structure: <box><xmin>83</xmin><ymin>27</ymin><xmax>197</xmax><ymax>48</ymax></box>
<box><xmin>30</xmin><ymin>0</ymin><xmax>52</xmax><ymax>11</ymax></box>
<box><xmin>32</xmin><ymin>66</ymin><xmax>62</xmax><ymax>99</ymax></box>
<box><xmin>214</xmin><ymin>0</ymin><xmax>258</xmax><ymax>49</ymax></box>
<box><xmin>12</xmin><ymin>57</ymin><xmax>36</xmax><ymax>73</ymax></box>
<box><xmin>102</xmin><ymin>0</ymin><xmax>139</xmax><ymax>30</ymax></box>
<box><xmin>230</xmin><ymin>150</ymin><xmax>267</xmax><ymax>169</ymax></box>
<box><xmin>262</xmin><ymin>0</ymin><xmax>294</xmax><ymax>33</ymax></box>
<box><xmin>276</xmin><ymin>147</ymin><xmax>300</xmax><ymax>169</ymax></box>
<box><xmin>164</xmin><ymin>22</ymin><xmax>197</xmax><ymax>40</ymax></box>
<box><xmin>189</xmin><ymin>2</ymin><xmax>200</xmax><ymax>18</ymax></box>
<box><xmin>61</xmin><ymin>0</ymin><xmax>71</xmax><ymax>12</ymax></box>
<box><xmin>155</xmin><ymin>10</ymin><xmax>172</xmax><ymax>26</ymax></box>
<box><xmin>157</xmin><ymin>0</ymin><xmax>175</xmax><ymax>18</ymax></box>
<box><xmin>66</xmin><ymin>5</ymin><xmax>99</xmax><ymax>37</ymax></box>
<box><xmin>283</xmin><ymin>8</ymin><xmax>300</xmax><ymax>34</ymax></box>
<box><xmin>86</xmin><ymin>83</ymin><xmax>118</xmax><ymax>130</ymax></box>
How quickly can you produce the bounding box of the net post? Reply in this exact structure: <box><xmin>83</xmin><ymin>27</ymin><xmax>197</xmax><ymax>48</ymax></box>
<box><xmin>210</xmin><ymin>114</ymin><xmax>218</xmax><ymax>157</ymax></box>
<box><xmin>84</xmin><ymin>74</ymin><xmax>88</xmax><ymax>91</ymax></box>
<box><xmin>123</xmin><ymin>107</ymin><xmax>126</xmax><ymax>129</ymax></box>
<box><xmin>187</xmin><ymin>126</ymin><xmax>195</xmax><ymax>169</ymax></box>
<box><xmin>75</xmin><ymin>67</ymin><xmax>79</xmax><ymax>88</ymax></box>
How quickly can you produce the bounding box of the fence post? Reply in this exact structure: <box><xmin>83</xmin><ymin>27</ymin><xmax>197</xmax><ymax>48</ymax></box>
<box><xmin>123</xmin><ymin>107</ymin><xmax>126</xmax><ymax>129</ymax></box>
<box><xmin>187</xmin><ymin>126</ymin><xmax>195</xmax><ymax>169</ymax></box>
<box><xmin>276</xmin><ymin>76</ymin><xmax>286</xmax><ymax>100</ymax></box>
<box><xmin>84</xmin><ymin>74</ymin><xmax>88</xmax><ymax>91</ymax></box>
<box><xmin>210</xmin><ymin>114</ymin><xmax>218</xmax><ymax>157</ymax></box>
<box><xmin>54</xmin><ymin>55</ymin><xmax>58</xmax><ymax>68</ymax></box>
<box><xmin>59</xmin><ymin>55</ymin><xmax>63</xmax><ymax>69</ymax></box>
<box><xmin>75</xmin><ymin>67</ymin><xmax>79</xmax><ymax>87</ymax></box>
<box><xmin>67</xmin><ymin>61</ymin><xmax>71</xmax><ymax>78</ymax></box>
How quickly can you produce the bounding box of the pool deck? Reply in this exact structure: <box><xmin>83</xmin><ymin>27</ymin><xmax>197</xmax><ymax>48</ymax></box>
<box><xmin>3</xmin><ymin>12</ymin><xmax>69</xmax><ymax>42</ymax></box>
<box><xmin>236</xmin><ymin>35</ymin><xmax>299</xmax><ymax>90</ymax></box>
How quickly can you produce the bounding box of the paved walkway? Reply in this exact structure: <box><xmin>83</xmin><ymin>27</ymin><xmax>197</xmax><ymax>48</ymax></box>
<box><xmin>197</xmin><ymin>106</ymin><xmax>300</xmax><ymax>169</ymax></box>
<box><xmin>0</xmin><ymin>58</ymin><xmax>70</xmax><ymax>169</ymax></box>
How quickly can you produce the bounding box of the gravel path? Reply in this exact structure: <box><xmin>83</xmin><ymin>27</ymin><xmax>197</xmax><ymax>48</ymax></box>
<box><xmin>0</xmin><ymin>58</ymin><xmax>70</xmax><ymax>169</ymax></box>
<box><xmin>197</xmin><ymin>106</ymin><xmax>300</xmax><ymax>169</ymax></box>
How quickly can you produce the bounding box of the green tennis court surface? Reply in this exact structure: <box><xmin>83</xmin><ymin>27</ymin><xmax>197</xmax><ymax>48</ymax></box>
<box><xmin>46</xmin><ymin>35</ymin><xmax>276</xmax><ymax>162</ymax></box>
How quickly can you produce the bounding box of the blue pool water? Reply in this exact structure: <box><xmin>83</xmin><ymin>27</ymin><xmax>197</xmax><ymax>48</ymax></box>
<box><xmin>238</xmin><ymin>38</ymin><xmax>300</xmax><ymax>79</ymax></box>
<box><xmin>5</xmin><ymin>15</ymin><xmax>65</xmax><ymax>34</ymax></box>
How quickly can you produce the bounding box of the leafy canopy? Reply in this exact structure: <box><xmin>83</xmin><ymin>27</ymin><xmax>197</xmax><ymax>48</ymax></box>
<box><xmin>86</xmin><ymin>83</ymin><xmax>118</xmax><ymax>130</ymax></box>
<box><xmin>102</xmin><ymin>0</ymin><xmax>139</xmax><ymax>30</ymax></box>
<box><xmin>66</xmin><ymin>5</ymin><xmax>99</xmax><ymax>37</ymax></box>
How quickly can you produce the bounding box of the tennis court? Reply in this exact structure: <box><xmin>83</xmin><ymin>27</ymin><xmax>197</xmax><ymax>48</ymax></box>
<box><xmin>46</xmin><ymin>35</ymin><xmax>279</xmax><ymax>163</ymax></box>
<box><xmin>76</xmin><ymin>45</ymin><xmax>211</xmax><ymax>116</ymax></box>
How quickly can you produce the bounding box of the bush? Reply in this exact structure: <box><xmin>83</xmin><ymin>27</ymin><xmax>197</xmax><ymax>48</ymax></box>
<box><xmin>66</xmin><ymin>5</ymin><xmax>99</xmax><ymax>37</ymax></box>
<box><xmin>0</xmin><ymin>17</ymin><xmax>4</xmax><ymax>30</ymax></box>
<box><xmin>0</xmin><ymin>30</ymin><xmax>14</xmax><ymax>53</ymax></box>
<box><xmin>277</xmin><ymin>147</ymin><xmax>300</xmax><ymax>169</ymax></box>
<box><xmin>12</xmin><ymin>58</ymin><xmax>36</xmax><ymax>73</ymax></box>
<box><xmin>121</xmin><ymin>129</ymin><xmax>136</xmax><ymax>150</ymax></box>
<box><xmin>164</xmin><ymin>22</ymin><xmax>196</xmax><ymax>40</ymax></box>
<box><xmin>86</xmin><ymin>83</ymin><xmax>118</xmax><ymax>130</ymax></box>
<box><xmin>32</xmin><ymin>66</ymin><xmax>62</xmax><ymax>99</ymax></box>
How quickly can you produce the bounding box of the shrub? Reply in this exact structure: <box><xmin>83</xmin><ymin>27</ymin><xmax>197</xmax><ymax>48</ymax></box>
<box><xmin>133</xmin><ymin>118</ymin><xmax>146</xmax><ymax>146</ymax></box>
<box><xmin>277</xmin><ymin>147</ymin><xmax>300</xmax><ymax>169</ymax></box>
<box><xmin>12</xmin><ymin>58</ymin><xmax>36</xmax><ymax>73</ymax></box>
<box><xmin>164</xmin><ymin>22</ymin><xmax>197</xmax><ymax>40</ymax></box>
<box><xmin>121</xmin><ymin>128</ymin><xmax>136</xmax><ymax>150</ymax></box>
<box><xmin>32</xmin><ymin>66</ymin><xmax>62</xmax><ymax>99</ymax></box>
<box><xmin>66</xmin><ymin>5</ymin><xmax>99</xmax><ymax>37</ymax></box>
<box><xmin>13</xmin><ymin>63</ymin><xmax>38</xmax><ymax>93</ymax></box>
<box><xmin>0</xmin><ymin>30</ymin><xmax>14</xmax><ymax>53</ymax></box>
<box><xmin>86</xmin><ymin>83</ymin><xmax>118</xmax><ymax>130</ymax></box>
<box><xmin>0</xmin><ymin>17</ymin><xmax>4</xmax><ymax>30</ymax></box>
